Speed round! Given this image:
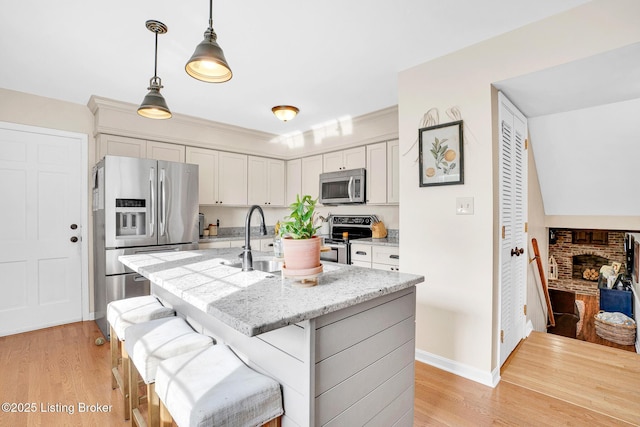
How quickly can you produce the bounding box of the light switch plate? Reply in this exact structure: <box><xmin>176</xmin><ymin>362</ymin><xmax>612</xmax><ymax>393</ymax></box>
<box><xmin>456</xmin><ymin>197</ymin><xmax>474</xmax><ymax>215</ymax></box>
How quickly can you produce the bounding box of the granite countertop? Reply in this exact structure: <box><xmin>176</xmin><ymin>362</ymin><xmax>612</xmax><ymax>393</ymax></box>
<box><xmin>118</xmin><ymin>248</ymin><xmax>423</xmax><ymax>337</ymax></box>
<box><xmin>350</xmin><ymin>237</ymin><xmax>400</xmax><ymax>247</ymax></box>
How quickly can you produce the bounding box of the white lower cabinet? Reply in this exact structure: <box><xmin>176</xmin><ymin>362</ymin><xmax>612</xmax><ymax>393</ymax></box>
<box><xmin>372</xmin><ymin>246</ymin><xmax>400</xmax><ymax>271</ymax></box>
<box><xmin>350</xmin><ymin>244</ymin><xmax>372</xmax><ymax>268</ymax></box>
<box><xmin>351</xmin><ymin>243</ymin><xmax>399</xmax><ymax>271</ymax></box>
<box><xmin>260</xmin><ymin>238</ymin><xmax>275</xmax><ymax>252</ymax></box>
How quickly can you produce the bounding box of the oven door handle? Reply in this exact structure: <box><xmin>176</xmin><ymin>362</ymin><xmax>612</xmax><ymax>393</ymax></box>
<box><xmin>323</xmin><ymin>243</ymin><xmax>345</xmax><ymax>249</ymax></box>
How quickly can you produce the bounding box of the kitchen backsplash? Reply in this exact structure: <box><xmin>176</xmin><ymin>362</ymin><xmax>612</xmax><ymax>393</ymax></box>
<box><xmin>200</xmin><ymin>205</ymin><xmax>399</xmax><ymax>231</ymax></box>
<box><xmin>213</xmin><ymin>226</ymin><xmax>399</xmax><ymax>240</ymax></box>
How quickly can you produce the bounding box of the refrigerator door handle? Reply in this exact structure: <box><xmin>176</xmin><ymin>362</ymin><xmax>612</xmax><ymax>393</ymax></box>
<box><xmin>149</xmin><ymin>167</ymin><xmax>155</xmax><ymax>237</ymax></box>
<box><xmin>160</xmin><ymin>168</ymin><xmax>166</xmax><ymax>236</ymax></box>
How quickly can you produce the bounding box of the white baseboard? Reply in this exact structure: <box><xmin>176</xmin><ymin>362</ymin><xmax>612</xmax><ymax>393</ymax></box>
<box><xmin>415</xmin><ymin>349</ymin><xmax>500</xmax><ymax>388</ymax></box>
<box><xmin>526</xmin><ymin>320</ymin><xmax>534</xmax><ymax>337</ymax></box>
<box><xmin>84</xmin><ymin>311</ymin><xmax>96</xmax><ymax>321</ymax></box>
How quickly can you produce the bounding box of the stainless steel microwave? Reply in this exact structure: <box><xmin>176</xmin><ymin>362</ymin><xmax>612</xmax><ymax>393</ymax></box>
<box><xmin>319</xmin><ymin>168</ymin><xmax>366</xmax><ymax>205</ymax></box>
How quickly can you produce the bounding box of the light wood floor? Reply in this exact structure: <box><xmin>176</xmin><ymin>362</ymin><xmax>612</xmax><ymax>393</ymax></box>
<box><xmin>1</xmin><ymin>322</ymin><xmax>639</xmax><ymax>426</ymax></box>
<box><xmin>576</xmin><ymin>294</ymin><xmax>636</xmax><ymax>352</ymax></box>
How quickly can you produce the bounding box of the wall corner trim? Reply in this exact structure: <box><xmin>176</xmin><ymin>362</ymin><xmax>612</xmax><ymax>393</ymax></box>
<box><xmin>415</xmin><ymin>348</ymin><xmax>500</xmax><ymax>388</ymax></box>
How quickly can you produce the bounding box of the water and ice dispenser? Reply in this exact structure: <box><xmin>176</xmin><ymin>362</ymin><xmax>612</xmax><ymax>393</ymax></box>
<box><xmin>115</xmin><ymin>199</ymin><xmax>146</xmax><ymax>237</ymax></box>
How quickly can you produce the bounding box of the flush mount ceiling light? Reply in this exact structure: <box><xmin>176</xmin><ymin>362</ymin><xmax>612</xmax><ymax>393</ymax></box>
<box><xmin>272</xmin><ymin>105</ymin><xmax>299</xmax><ymax>122</ymax></box>
<box><xmin>137</xmin><ymin>20</ymin><xmax>171</xmax><ymax>119</ymax></box>
<box><xmin>185</xmin><ymin>0</ymin><xmax>232</xmax><ymax>83</ymax></box>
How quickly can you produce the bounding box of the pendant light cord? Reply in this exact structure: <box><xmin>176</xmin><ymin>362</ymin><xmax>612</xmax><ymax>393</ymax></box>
<box><xmin>153</xmin><ymin>30</ymin><xmax>159</xmax><ymax>80</ymax></box>
<box><xmin>209</xmin><ymin>0</ymin><xmax>213</xmax><ymax>30</ymax></box>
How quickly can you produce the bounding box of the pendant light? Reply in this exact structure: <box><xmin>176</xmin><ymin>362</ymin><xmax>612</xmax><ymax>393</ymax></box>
<box><xmin>272</xmin><ymin>105</ymin><xmax>299</xmax><ymax>122</ymax></box>
<box><xmin>138</xmin><ymin>20</ymin><xmax>172</xmax><ymax>119</ymax></box>
<box><xmin>185</xmin><ymin>0</ymin><xmax>232</xmax><ymax>83</ymax></box>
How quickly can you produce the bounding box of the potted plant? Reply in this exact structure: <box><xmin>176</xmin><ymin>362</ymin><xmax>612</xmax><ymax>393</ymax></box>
<box><xmin>279</xmin><ymin>194</ymin><xmax>321</xmax><ymax>271</ymax></box>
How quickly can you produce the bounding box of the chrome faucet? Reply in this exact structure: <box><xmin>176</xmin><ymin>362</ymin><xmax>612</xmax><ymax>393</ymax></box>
<box><xmin>242</xmin><ymin>205</ymin><xmax>268</xmax><ymax>271</ymax></box>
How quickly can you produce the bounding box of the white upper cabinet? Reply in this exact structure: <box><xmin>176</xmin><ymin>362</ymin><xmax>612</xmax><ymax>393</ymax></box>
<box><xmin>322</xmin><ymin>151</ymin><xmax>344</xmax><ymax>173</ymax></box>
<box><xmin>248</xmin><ymin>156</ymin><xmax>285</xmax><ymax>207</ymax></box>
<box><xmin>147</xmin><ymin>141</ymin><xmax>185</xmax><ymax>162</ymax></box>
<box><xmin>186</xmin><ymin>147</ymin><xmax>247</xmax><ymax>206</ymax></box>
<box><xmin>366</xmin><ymin>142</ymin><xmax>387</xmax><ymax>204</ymax></box>
<box><xmin>286</xmin><ymin>159</ymin><xmax>302</xmax><ymax>206</ymax></box>
<box><xmin>218</xmin><ymin>152</ymin><xmax>248</xmax><ymax>206</ymax></box>
<box><xmin>344</xmin><ymin>146</ymin><xmax>366</xmax><ymax>170</ymax></box>
<box><xmin>186</xmin><ymin>147</ymin><xmax>219</xmax><ymax>205</ymax></box>
<box><xmin>301</xmin><ymin>155</ymin><xmax>323</xmax><ymax>200</ymax></box>
<box><xmin>322</xmin><ymin>146</ymin><xmax>366</xmax><ymax>172</ymax></box>
<box><xmin>267</xmin><ymin>159</ymin><xmax>285</xmax><ymax>206</ymax></box>
<box><xmin>97</xmin><ymin>134</ymin><xmax>146</xmax><ymax>161</ymax></box>
<box><xmin>97</xmin><ymin>135</ymin><xmax>185</xmax><ymax>163</ymax></box>
<box><xmin>387</xmin><ymin>139</ymin><xmax>399</xmax><ymax>204</ymax></box>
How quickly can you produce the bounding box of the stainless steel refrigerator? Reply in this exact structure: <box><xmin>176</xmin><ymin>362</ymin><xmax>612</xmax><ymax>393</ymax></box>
<box><xmin>92</xmin><ymin>155</ymin><xmax>199</xmax><ymax>338</ymax></box>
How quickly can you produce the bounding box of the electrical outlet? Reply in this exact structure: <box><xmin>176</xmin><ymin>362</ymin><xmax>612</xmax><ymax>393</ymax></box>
<box><xmin>456</xmin><ymin>197</ymin><xmax>474</xmax><ymax>215</ymax></box>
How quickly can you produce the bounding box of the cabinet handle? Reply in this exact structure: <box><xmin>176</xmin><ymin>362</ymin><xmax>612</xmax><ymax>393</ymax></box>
<box><xmin>356</xmin><ymin>251</ymin><xmax>367</xmax><ymax>255</ymax></box>
<box><xmin>389</xmin><ymin>254</ymin><xmax>399</xmax><ymax>260</ymax></box>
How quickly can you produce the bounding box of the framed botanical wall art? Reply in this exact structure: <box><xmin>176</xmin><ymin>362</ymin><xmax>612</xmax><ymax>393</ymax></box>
<box><xmin>418</xmin><ymin>120</ymin><xmax>464</xmax><ymax>187</ymax></box>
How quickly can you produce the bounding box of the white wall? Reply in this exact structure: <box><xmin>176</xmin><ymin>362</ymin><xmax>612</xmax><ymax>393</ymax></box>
<box><xmin>398</xmin><ymin>0</ymin><xmax>640</xmax><ymax>382</ymax></box>
<box><xmin>530</xmin><ymin>97</ymin><xmax>640</xmax><ymax>216</ymax></box>
<box><xmin>526</xmin><ymin>131</ymin><xmax>549</xmax><ymax>333</ymax></box>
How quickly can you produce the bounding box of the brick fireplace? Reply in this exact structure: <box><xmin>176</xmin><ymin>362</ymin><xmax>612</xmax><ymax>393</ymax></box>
<box><xmin>548</xmin><ymin>229</ymin><xmax>626</xmax><ymax>296</ymax></box>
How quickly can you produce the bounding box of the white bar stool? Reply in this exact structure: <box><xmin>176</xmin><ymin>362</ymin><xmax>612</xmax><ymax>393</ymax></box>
<box><xmin>155</xmin><ymin>345</ymin><xmax>283</xmax><ymax>427</ymax></box>
<box><xmin>106</xmin><ymin>295</ymin><xmax>175</xmax><ymax>420</ymax></box>
<box><xmin>125</xmin><ymin>316</ymin><xmax>214</xmax><ymax>427</ymax></box>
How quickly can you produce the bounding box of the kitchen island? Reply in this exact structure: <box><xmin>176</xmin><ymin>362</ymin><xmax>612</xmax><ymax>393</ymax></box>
<box><xmin>119</xmin><ymin>248</ymin><xmax>424</xmax><ymax>427</ymax></box>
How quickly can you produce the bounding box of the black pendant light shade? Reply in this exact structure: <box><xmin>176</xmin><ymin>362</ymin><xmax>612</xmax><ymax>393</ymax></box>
<box><xmin>185</xmin><ymin>0</ymin><xmax>232</xmax><ymax>83</ymax></box>
<box><xmin>138</xmin><ymin>20</ymin><xmax>172</xmax><ymax>119</ymax></box>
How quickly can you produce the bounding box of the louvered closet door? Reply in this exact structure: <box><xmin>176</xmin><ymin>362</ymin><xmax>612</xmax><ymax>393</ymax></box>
<box><xmin>498</xmin><ymin>92</ymin><xmax>528</xmax><ymax>366</ymax></box>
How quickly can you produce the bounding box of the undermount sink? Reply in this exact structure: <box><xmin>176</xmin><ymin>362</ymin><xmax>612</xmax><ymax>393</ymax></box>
<box><xmin>226</xmin><ymin>259</ymin><xmax>284</xmax><ymax>273</ymax></box>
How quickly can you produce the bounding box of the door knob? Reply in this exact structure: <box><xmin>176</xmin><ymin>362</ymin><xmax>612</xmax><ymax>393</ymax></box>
<box><xmin>70</xmin><ymin>236</ymin><xmax>78</xmax><ymax>243</ymax></box>
<box><xmin>511</xmin><ymin>247</ymin><xmax>524</xmax><ymax>257</ymax></box>
<box><xmin>70</xmin><ymin>224</ymin><xmax>78</xmax><ymax>230</ymax></box>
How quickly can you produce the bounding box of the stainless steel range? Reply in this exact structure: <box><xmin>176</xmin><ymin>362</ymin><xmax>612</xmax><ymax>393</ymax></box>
<box><xmin>320</xmin><ymin>214</ymin><xmax>377</xmax><ymax>264</ymax></box>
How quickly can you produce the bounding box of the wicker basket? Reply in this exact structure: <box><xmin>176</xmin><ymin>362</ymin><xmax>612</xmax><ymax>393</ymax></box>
<box><xmin>594</xmin><ymin>311</ymin><xmax>636</xmax><ymax>345</ymax></box>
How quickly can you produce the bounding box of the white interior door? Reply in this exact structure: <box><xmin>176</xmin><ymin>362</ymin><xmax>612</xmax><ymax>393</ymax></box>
<box><xmin>499</xmin><ymin>92</ymin><xmax>528</xmax><ymax>366</ymax></box>
<box><xmin>0</xmin><ymin>122</ymin><xmax>86</xmax><ymax>336</ymax></box>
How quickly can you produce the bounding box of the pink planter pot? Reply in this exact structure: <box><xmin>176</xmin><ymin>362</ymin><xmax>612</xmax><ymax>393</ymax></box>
<box><xmin>282</xmin><ymin>236</ymin><xmax>321</xmax><ymax>270</ymax></box>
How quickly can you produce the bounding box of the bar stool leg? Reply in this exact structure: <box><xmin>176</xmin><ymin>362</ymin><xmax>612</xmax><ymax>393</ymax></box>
<box><xmin>159</xmin><ymin>400</ymin><xmax>172</xmax><ymax>427</ymax></box>
<box><xmin>148</xmin><ymin>383</ymin><xmax>160</xmax><ymax>427</ymax></box>
<box><xmin>110</xmin><ymin>325</ymin><xmax>119</xmax><ymax>390</ymax></box>
<box><xmin>263</xmin><ymin>417</ymin><xmax>282</xmax><ymax>427</ymax></box>
<box><xmin>122</xmin><ymin>345</ymin><xmax>131</xmax><ymax>421</ymax></box>
<box><xmin>128</xmin><ymin>354</ymin><xmax>139</xmax><ymax>425</ymax></box>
